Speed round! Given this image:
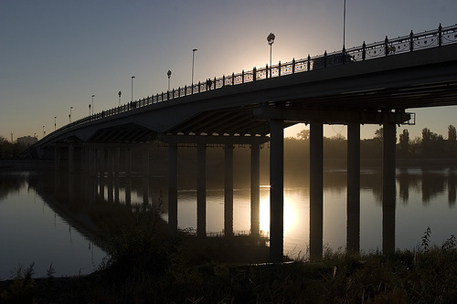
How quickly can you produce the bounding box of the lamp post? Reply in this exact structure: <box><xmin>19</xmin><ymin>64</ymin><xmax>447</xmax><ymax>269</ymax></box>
<box><xmin>267</xmin><ymin>33</ymin><xmax>275</xmax><ymax>78</ymax></box>
<box><xmin>131</xmin><ymin>76</ymin><xmax>135</xmax><ymax>102</ymax></box>
<box><xmin>192</xmin><ymin>49</ymin><xmax>198</xmax><ymax>86</ymax></box>
<box><xmin>43</xmin><ymin>126</ymin><xmax>45</xmax><ymax>138</ymax></box>
<box><xmin>118</xmin><ymin>91</ymin><xmax>122</xmax><ymax>106</ymax></box>
<box><xmin>89</xmin><ymin>104</ymin><xmax>91</xmax><ymax>116</ymax></box>
<box><xmin>54</xmin><ymin>117</ymin><xmax>56</xmax><ymax>130</ymax></box>
<box><xmin>91</xmin><ymin>95</ymin><xmax>95</xmax><ymax>115</ymax></box>
<box><xmin>343</xmin><ymin>0</ymin><xmax>347</xmax><ymax>52</ymax></box>
<box><xmin>167</xmin><ymin>70</ymin><xmax>172</xmax><ymax>91</ymax></box>
<box><xmin>69</xmin><ymin>107</ymin><xmax>73</xmax><ymax>123</ymax></box>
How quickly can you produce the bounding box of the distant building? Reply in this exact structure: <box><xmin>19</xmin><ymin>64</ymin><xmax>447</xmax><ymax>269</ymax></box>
<box><xmin>17</xmin><ymin>136</ymin><xmax>38</xmax><ymax>147</ymax></box>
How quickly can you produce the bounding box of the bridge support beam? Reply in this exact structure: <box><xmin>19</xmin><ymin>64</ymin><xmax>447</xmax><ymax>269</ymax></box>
<box><xmin>310</xmin><ymin>122</ymin><xmax>324</xmax><ymax>260</ymax></box>
<box><xmin>382</xmin><ymin>121</ymin><xmax>397</xmax><ymax>254</ymax></box>
<box><xmin>270</xmin><ymin>119</ymin><xmax>284</xmax><ymax>263</ymax></box>
<box><xmin>224</xmin><ymin>143</ymin><xmax>234</xmax><ymax>237</ymax></box>
<box><xmin>251</xmin><ymin>143</ymin><xmax>260</xmax><ymax>236</ymax></box>
<box><xmin>347</xmin><ymin>123</ymin><xmax>361</xmax><ymax>253</ymax></box>
<box><xmin>197</xmin><ymin>143</ymin><xmax>207</xmax><ymax>237</ymax></box>
<box><xmin>168</xmin><ymin>143</ymin><xmax>178</xmax><ymax>236</ymax></box>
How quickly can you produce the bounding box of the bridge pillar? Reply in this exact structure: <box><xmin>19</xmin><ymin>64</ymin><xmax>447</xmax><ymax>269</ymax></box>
<box><xmin>347</xmin><ymin>123</ymin><xmax>361</xmax><ymax>253</ymax></box>
<box><xmin>310</xmin><ymin>122</ymin><xmax>324</xmax><ymax>260</ymax></box>
<box><xmin>142</xmin><ymin>147</ymin><xmax>149</xmax><ymax>205</ymax></box>
<box><xmin>270</xmin><ymin>119</ymin><xmax>284</xmax><ymax>263</ymax></box>
<box><xmin>114</xmin><ymin>147</ymin><xmax>120</xmax><ymax>204</ymax></box>
<box><xmin>125</xmin><ymin>148</ymin><xmax>132</xmax><ymax>206</ymax></box>
<box><xmin>224</xmin><ymin>143</ymin><xmax>234</xmax><ymax>237</ymax></box>
<box><xmin>251</xmin><ymin>143</ymin><xmax>260</xmax><ymax>236</ymax></box>
<box><xmin>168</xmin><ymin>143</ymin><xmax>178</xmax><ymax>236</ymax></box>
<box><xmin>68</xmin><ymin>143</ymin><xmax>75</xmax><ymax>173</ymax></box>
<box><xmin>54</xmin><ymin>146</ymin><xmax>60</xmax><ymax>171</ymax></box>
<box><xmin>98</xmin><ymin>148</ymin><xmax>105</xmax><ymax>200</ymax></box>
<box><xmin>383</xmin><ymin>121</ymin><xmax>396</xmax><ymax>254</ymax></box>
<box><xmin>197</xmin><ymin>143</ymin><xmax>207</xmax><ymax>237</ymax></box>
<box><xmin>107</xmin><ymin>148</ymin><xmax>114</xmax><ymax>204</ymax></box>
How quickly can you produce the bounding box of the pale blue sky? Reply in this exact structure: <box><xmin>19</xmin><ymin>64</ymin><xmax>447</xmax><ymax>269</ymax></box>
<box><xmin>1</xmin><ymin>0</ymin><xmax>456</xmax><ymax>141</ymax></box>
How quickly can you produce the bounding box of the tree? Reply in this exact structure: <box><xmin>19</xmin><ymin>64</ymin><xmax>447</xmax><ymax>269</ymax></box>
<box><xmin>398</xmin><ymin>129</ymin><xmax>410</xmax><ymax>158</ymax></box>
<box><xmin>296</xmin><ymin>129</ymin><xmax>310</xmax><ymax>141</ymax></box>
<box><xmin>448</xmin><ymin>125</ymin><xmax>457</xmax><ymax>157</ymax></box>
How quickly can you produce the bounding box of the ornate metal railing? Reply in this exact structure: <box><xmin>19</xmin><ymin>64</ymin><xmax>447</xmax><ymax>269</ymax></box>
<box><xmin>48</xmin><ymin>24</ymin><xmax>457</xmax><ymax>138</ymax></box>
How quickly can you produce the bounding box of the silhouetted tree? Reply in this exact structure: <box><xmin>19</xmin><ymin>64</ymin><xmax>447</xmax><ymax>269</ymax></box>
<box><xmin>448</xmin><ymin>125</ymin><xmax>457</xmax><ymax>157</ymax></box>
<box><xmin>398</xmin><ymin>129</ymin><xmax>410</xmax><ymax>158</ymax></box>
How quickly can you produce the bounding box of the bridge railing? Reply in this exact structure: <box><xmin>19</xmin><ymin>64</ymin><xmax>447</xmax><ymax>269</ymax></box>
<box><xmin>45</xmin><ymin>24</ymin><xmax>457</xmax><ymax>140</ymax></box>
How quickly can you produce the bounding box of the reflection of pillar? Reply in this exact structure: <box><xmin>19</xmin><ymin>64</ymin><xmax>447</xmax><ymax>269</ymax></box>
<box><xmin>382</xmin><ymin>122</ymin><xmax>396</xmax><ymax>254</ymax></box>
<box><xmin>270</xmin><ymin>119</ymin><xmax>284</xmax><ymax>263</ymax></box>
<box><xmin>347</xmin><ymin>123</ymin><xmax>360</xmax><ymax>253</ymax></box>
<box><xmin>197</xmin><ymin>143</ymin><xmax>207</xmax><ymax>237</ymax></box>
<box><xmin>224</xmin><ymin>143</ymin><xmax>234</xmax><ymax>237</ymax></box>
<box><xmin>251</xmin><ymin>143</ymin><xmax>260</xmax><ymax>236</ymax></box>
<box><xmin>168</xmin><ymin>143</ymin><xmax>178</xmax><ymax>236</ymax></box>
<box><xmin>68</xmin><ymin>143</ymin><xmax>75</xmax><ymax>173</ymax></box>
<box><xmin>310</xmin><ymin>122</ymin><xmax>323</xmax><ymax>260</ymax></box>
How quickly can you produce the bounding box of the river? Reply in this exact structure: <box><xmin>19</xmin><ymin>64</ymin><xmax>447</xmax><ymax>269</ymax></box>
<box><xmin>1</xmin><ymin>162</ymin><xmax>456</xmax><ymax>278</ymax></box>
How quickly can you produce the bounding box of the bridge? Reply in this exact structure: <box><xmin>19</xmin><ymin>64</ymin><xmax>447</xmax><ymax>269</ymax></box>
<box><xmin>33</xmin><ymin>24</ymin><xmax>457</xmax><ymax>262</ymax></box>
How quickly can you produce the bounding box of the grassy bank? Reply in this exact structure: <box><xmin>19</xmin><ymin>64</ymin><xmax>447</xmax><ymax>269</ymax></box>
<box><xmin>1</xmin><ymin>209</ymin><xmax>457</xmax><ymax>303</ymax></box>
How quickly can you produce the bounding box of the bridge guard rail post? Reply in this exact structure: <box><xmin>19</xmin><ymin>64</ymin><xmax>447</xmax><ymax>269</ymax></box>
<box><xmin>224</xmin><ymin>143</ymin><xmax>234</xmax><ymax>237</ymax></box>
<box><xmin>382</xmin><ymin>121</ymin><xmax>396</xmax><ymax>254</ymax></box>
<box><xmin>168</xmin><ymin>143</ymin><xmax>178</xmax><ymax>236</ymax></box>
<box><xmin>310</xmin><ymin>122</ymin><xmax>324</xmax><ymax>260</ymax></box>
<box><xmin>270</xmin><ymin>119</ymin><xmax>284</xmax><ymax>263</ymax></box>
<box><xmin>347</xmin><ymin>123</ymin><xmax>361</xmax><ymax>253</ymax></box>
<box><xmin>197</xmin><ymin>143</ymin><xmax>207</xmax><ymax>237</ymax></box>
<box><xmin>251</xmin><ymin>143</ymin><xmax>260</xmax><ymax>237</ymax></box>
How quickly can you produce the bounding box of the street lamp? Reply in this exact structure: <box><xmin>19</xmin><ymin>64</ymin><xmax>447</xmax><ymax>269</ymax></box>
<box><xmin>167</xmin><ymin>70</ymin><xmax>172</xmax><ymax>91</ymax></box>
<box><xmin>118</xmin><ymin>91</ymin><xmax>122</xmax><ymax>106</ymax></box>
<box><xmin>267</xmin><ymin>33</ymin><xmax>275</xmax><ymax>78</ymax></box>
<box><xmin>43</xmin><ymin>126</ymin><xmax>45</xmax><ymax>138</ymax></box>
<box><xmin>54</xmin><ymin>117</ymin><xmax>56</xmax><ymax>130</ymax></box>
<box><xmin>89</xmin><ymin>104</ymin><xmax>91</xmax><ymax>116</ymax></box>
<box><xmin>192</xmin><ymin>49</ymin><xmax>198</xmax><ymax>86</ymax></box>
<box><xmin>69</xmin><ymin>107</ymin><xmax>73</xmax><ymax>123</ymax></box>
<box><xmin>131</xmin><ymin>76</ymin><xmax>135</xmax><ymax>102</ymax></box>
<box><xmin>343</xmin><ymin>0</ymin><xmax>347</xmax><ymax>51</ymax></box>
<box><xmin>91</xmin><ymin>95</ymin><xmax>95</xmax><ymax>115</ymax></box>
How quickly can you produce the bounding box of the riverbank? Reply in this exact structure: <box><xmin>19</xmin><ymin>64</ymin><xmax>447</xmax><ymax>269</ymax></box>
<box><xmin>2</xmin><ymin>242</ymin><xmax>457</xmax><ymax>303</ymax></box>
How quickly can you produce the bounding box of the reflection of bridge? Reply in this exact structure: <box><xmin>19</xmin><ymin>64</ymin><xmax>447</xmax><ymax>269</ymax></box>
<box><xmin>34</xmin><ymin>24</ymin><xmax>457</xmax><ymax>262</ymax></box>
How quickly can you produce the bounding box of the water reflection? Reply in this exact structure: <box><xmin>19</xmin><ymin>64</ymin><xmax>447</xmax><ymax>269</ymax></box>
<box><xmin>1</xmin><ymin>164</ymin><xmax>457</xmax><ymax>277</ymax></box>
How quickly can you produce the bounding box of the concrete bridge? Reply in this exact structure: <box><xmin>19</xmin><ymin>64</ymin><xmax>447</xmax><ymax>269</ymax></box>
<box><xmin>34</xmin><ymin>24</ymin><xmax>457</xmax><ymax>262</ymax></box>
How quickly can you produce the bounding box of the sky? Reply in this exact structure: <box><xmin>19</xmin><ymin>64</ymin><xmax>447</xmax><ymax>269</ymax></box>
<box><xmin>1</xmin><ymin>0</ymin><xmax>457</xmax><ymax>142</ymax></box>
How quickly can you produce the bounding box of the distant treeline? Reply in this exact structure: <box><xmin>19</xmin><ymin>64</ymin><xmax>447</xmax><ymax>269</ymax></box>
<box><xmin>2</xmin><ymin>125</ymin><xmax>456</xmax><ymax>160</ymax></box>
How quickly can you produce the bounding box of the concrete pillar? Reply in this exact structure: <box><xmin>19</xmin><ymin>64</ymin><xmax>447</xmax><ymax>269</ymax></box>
<box><xmin>197</xmin><ymin>143</ymin><xmax>207</xmax><ymax>237</ymax></box>
<box><xmin>383</xmin><ymin>122</ymin><xmax>396</xmax><ymax>254</ymax></box>
<box><xmin>68</xmin><ymin>143</ymin><xmax>75</xmax><ymax>173</ymax></box>
<box><xmin>310</xmin><ymin>122</ymin><xmax>324</xmax><ymax>260</ymax></box>
<box><xmin>142</xmin><ymin>147</ymin><xmax>149</xmax><ymax>205</ymax></box>
<box><xmin>107</xmin><ymin>148</ymin><xmax>114</xmax><ymax>204</ymax></box>
<box><xmin>270</xmin><ymin>119</ymin><xmax>284</xmax><ymax>263</ymax></box>
<box><xmin>125</xmin><ymin>148</ymin><xmax>132</xmax><ymax>178</ymax></box>
<box><xmin>168</xmin><ymin>143</ymin><xmax>178</xmax><ymax>236</ymax></box>
<box><xmin>347</xmin><ymin>123</ymin><xmax>361</xmax><ymax>253</ymax></box>
<box><xmin>114</xmin><ymin>147</ymin><xmax>120</xmax><ymax>204</ymax></box>
<box><xmin>251</xmin><ymin>143</ymin><xmax>260</xmax><ymax>236</ymax></box>
<box><xmin>224</xmin><ymin>143</ymin><xmax>234</xmax><ymax>237</ymax></box>
<box><xmin>98</xmin><ymin>148</ymin><xmax>105</xmax><ymax>200</ymax></box>
<box><xmin>54</xmin><ymin>146</ymin><xmax>60</xmax><ymax>171</ymax></box>
<box><xmin>125</xmin><ymin>148</ymin><xmax>132</xmax><ymax>206</ymax></box>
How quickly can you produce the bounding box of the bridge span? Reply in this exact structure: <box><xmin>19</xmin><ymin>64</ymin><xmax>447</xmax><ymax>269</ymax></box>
<box><xmin>33</xmin><ymin>24</ymin><xmax>457</xmax><ymax>262</ymax></box>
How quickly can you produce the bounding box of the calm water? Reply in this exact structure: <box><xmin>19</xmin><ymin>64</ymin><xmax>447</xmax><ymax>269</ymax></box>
<box><xmin>1</xmin><ymin>165</ymin><xmax>457</xmax><ymax>278</ymax></box>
